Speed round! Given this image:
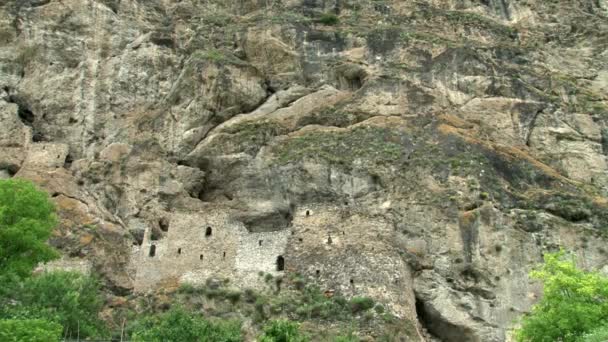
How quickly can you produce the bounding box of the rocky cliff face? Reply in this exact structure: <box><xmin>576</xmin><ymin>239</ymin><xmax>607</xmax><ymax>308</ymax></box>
<box><xmin>1</xmin><ymin>0</ymin><xmax>608</xmax><ymax>340</ymax></box>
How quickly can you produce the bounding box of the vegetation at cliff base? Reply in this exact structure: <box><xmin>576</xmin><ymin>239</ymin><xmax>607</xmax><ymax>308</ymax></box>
<box><xmin>0</xmin><ymin>319</ymin><xmax>62</xmax><ymax>342</ymax></box>
<box><xmin>0</xmin><ymin>179</ymin><xmax>58</xmax><ymax>281</ymax></box>
<box><xmin>130</xmin><ymin>307</ymin><xmax>241</xmax><ymax>342</ymax></box>
<box><xmin>515</xmin><ymin>251</ymin><xmax>608</xmax><ymax>342</ymax></box>
<box><xmin>0</xmin><ymin>179</ymin><xmax>107</xmax><ymax>340</ymax></box>
<box><xmin>0</xmin><ymin>180</ymin><xmax>377</xmax><ymax>341</ymax></box>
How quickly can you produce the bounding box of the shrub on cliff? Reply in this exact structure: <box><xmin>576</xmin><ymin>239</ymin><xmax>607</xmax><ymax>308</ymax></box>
<box><xmin>259</xmin><ymin>320</ymin><xmax>309</xmax><ymax>342</ymax></box>
<box><xmin>514</xmin><ymin>251</ymin><xmax>608</xmax><ymax>342</ymax></box>
<box><xmin>0</xmin><ymin>179</ymin><xmax>58</xmax><ymax>281</ymax></box>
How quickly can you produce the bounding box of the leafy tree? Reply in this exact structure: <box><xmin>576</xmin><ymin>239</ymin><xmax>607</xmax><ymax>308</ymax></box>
<box><xmin>130</xmin><ymin>307</ymin><xmax>241</xmax><ymax>342</ymax></box>
<box><xmin>580</xmin><ymin>325</ymin><xmax>608</xmax><ymax>342</ymax></box>
<box><xmin>0</xmin><ymin>319</ymin><xmax>62</xmax><ymax>342</ymax></box>
<box><xmin>259</xmin><ymin>320</ymin><xmax>309</xmax><ymax>342</ymax></box>
<box><xmin>0</xmin><ymin>179</ymin><xmax>58</xmax><ymax>280</ymax></box>
<box><xmin>514</xmin><ymin>251</ymin><xmax>608</xmax><ymax>342</ymax></box>
<box><xmin>2</xmin><ymin>271</ymin><xmax>106</xmax><ymax>339</ymax></box>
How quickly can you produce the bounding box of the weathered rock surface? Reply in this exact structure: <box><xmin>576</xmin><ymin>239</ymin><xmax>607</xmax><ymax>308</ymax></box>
<box><xmin>1</xmin><ymin>0</ymin><xmax>608</xmax><ymax>340</ymax></box>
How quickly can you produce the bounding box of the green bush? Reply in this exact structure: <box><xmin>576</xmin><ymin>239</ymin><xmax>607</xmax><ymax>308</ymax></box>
<box><xmin>3</xmin><ymin>271</ymin><xmax>105</xmax><ymax>339</ymax></box>
<box><xmin>0</xmin><ymin>179</ymin><xmax>58</xmax><ymax>280</ymax></box>
<box><xmin>130</xmin><ymin>307</ymin><xmax>241</xmax><ymax>342</ymax></box>
<box><xmin>0</xmin><ymin>319</ymin><xmax>62</xmax><ymax>342</ymax></box>
<box><xmin>318</xmin><ymin>13</ymin><xmax>339</xmax><ymax>25</ymax></box>
<box><xmin>514</xmin><ymin>251</ymin><xmax>608</xmax><ymax>342</ymax></box>
<box><xmin>225</xmin><ymin>290</ymin><xmax>242</xmax><ymax>304</ymax></box>
<box><xmin>259</xmin><ymin>320</ymin><xmax>308</xmax><ymax>342</ymax></box>
<box><xmin>349</xmin><ymin>297</ymin><xmax>375</xmax><ymax>313</ymax></box>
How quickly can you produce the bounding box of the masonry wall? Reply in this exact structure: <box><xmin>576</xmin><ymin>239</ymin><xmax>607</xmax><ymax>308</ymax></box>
<box><xmin>130</xmin><ymin>204</ymin><xmax>414</xmax><ymax>325</ymax></box>
<box><xmin>132</xmin><ymin>211</ymin><xmax>290</xmax><ymax>291</ymax></box>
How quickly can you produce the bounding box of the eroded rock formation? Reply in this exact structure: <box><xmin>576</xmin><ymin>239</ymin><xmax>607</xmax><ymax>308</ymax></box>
<box><xmin>1</xmin><ymin>0</ymin><xmax>607</xmax><ymax>340</ymax></box>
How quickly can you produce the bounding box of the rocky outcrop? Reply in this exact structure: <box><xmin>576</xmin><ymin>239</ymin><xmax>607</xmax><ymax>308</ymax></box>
<box><xmin>1</xmin><ymin>0</ymin><xmax>607</xmax><ymax>340</ymax></box>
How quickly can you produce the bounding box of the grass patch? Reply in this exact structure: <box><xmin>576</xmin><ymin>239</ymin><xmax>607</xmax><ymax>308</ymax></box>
<box><xmin>274</xmin><ymin>126</ymin><xmax>406</xmax><ymax>168</ymax></box>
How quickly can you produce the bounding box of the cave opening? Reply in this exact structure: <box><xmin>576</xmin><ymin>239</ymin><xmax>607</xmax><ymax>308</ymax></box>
<box><xmin>159</xmin><ymin>218</ymin><xmax>169</xmax><ymax>232</ymax></box>
<box><xmin>64</xmin><ymin>153</ymin><xmax>74</xmax><ymax>169</ymax></box>
<box><xmin>415</xmin><ymin>295</ymin><xmax>476</xmax><ymax>341</ymax></box>
<box><xmin>17</xmin><ymin>105</ymin><xmax>34</xmax><ymax>125</ymax></box>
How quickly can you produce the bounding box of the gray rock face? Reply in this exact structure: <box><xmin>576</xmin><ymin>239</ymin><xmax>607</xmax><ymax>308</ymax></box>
<box><xmin>1</xmin><ymin>0</ymin><xmax>607</xmax><ymax>340</ymax></box>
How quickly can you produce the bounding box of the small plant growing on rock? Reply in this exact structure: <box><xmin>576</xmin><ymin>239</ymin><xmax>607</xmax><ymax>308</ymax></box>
<box><xmin>349</xmin><ymin>297</ymin><xmax>375</xmax><ymax>313</ymax></box>
<box><xmin>318</xmin><ymin>13</ymin><xmax>339</xmax><ymax>25</ymax></box>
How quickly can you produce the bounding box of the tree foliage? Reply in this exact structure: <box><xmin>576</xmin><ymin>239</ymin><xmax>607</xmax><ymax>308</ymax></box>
<box><xmin>0</xmin><ymin>179</ymin><xmax>58</xmax><ymax>280</ymax></box>
<box><xmin>1</xmin><ymin>271</ymin><xmax>106</xmax><ymax>339</ymax></box>
<box><xmin>130</xmin><ymin>307</ymin><xmax>241</xmax><ymax>342</ymax></box>
<box><xmin>515</xmin><ymin>251</ymin><xmax>608</xmax><ymax>342</ymax></box>
<box><xmin>580</xmin><ymin>325</ymin><xmax>608</xmax><ymax>342</ymax></box>
<box><xmin>0</xmin><ymin>319</ymin><xmax>62</xmax><ymax>342</ymax></box>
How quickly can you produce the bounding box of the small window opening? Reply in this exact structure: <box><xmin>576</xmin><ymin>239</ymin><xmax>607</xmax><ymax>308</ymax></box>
<box><xmin>222</xmin><ymin>251</ymin><xmax>226</xmax><ymax>259</ymax></box>
<box><xmin>349</xmin><ymin>278</ymin><xmax>354</xmax><ymax>285</ymax></box>
<box><xmin>327</xmin><ymin>236</ymin><xmax>333</xmax><ymax>244</ymax></box>
<box><xmin>205</xmin><ymin>227</ymin><xmax>212</xmax><ymax>237</ymax></box>
<box><xmin>200</xmin><ymin>254</ymin><xmax>204</xmax><ymax>260</ymax></box>
<box><xmin>298</xmin><ymin>238</ymin><xmax>303</xmax><ymax>242</ymax></box>
<box><xmin>277</xmin><ymin>255</ymin><xmax>285</xmax><ymax>271</ymax></box>
<box><xmin>149</xmin><ymin>245</ymin><xmax>156</xmax><ymax>257</ymax></box>
<box><xmin>316</xmin><ymin>270</ymin><xmax>320</xmax><ymax>277</ymax></box>
<box><xmin>259</xmin><ymin>240</ymin><xmax>263</xmax><ymax>246</ymax></box>
<box><xmin>177</xmin><ymin>248</ymin><xmax>181</xmax><ymax>255</ymax></box>
<box><xmin>306</xmin><ymin>210</ymin><xmax>310</xmax><ymax>216</ymax></box>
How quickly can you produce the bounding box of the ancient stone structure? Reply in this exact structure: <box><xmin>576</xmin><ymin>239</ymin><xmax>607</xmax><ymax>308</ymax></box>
<box><xmin>132</xmin><ymin>211</ymin><xmax>290</xmax><ymax>291</ymax></box>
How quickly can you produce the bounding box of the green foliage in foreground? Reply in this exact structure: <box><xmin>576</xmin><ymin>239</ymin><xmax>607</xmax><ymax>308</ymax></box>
<box><xmin>0</xmin><ymin>179</ymin><xmax>58</xmax><ymax>281</ymax></box>
<box><xmin>514</xmin><ymin>251</ymin><xmax>608</xmax><ymax>342</ymax></box>
<box><xmin>1</xmin><ymin>271</ymin><xmax>106</xmax><ymax>339</ymax></box>
<box><xmin>0</xmin><ymin>319</ymin><xmax>62</xmax><ymax>342</ymax></box>
<box><xmin>259</xmin><ymin>320</ymin><xmax>309</xmax><ymax>342</ymax></box>
<box><xmin>580</xmin><ymin>325</ymin><xmax>608</xmax><ymax>342</ymax></box>
<box><xmin>130</xmin><ymin>307</ymin><xmax>241</xmax><ymax>342</ymax></box>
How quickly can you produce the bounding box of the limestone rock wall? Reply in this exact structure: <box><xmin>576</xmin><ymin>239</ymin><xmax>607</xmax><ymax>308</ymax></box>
<box><xmin>1</xmin><ymin>0</ymin><xmax>608</xmax><ymax>340</ymax></box>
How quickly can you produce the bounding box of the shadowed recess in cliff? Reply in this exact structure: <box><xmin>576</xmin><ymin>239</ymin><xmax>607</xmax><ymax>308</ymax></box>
<box><xmin>236</xmin><ymin>206</ymin><xmax>294</xmax><ymax>233</ymax></box>
<box><xmin>416</xmin><ymin>296</ymin><xmax>477</xmax><ymax>342</ymax></box>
